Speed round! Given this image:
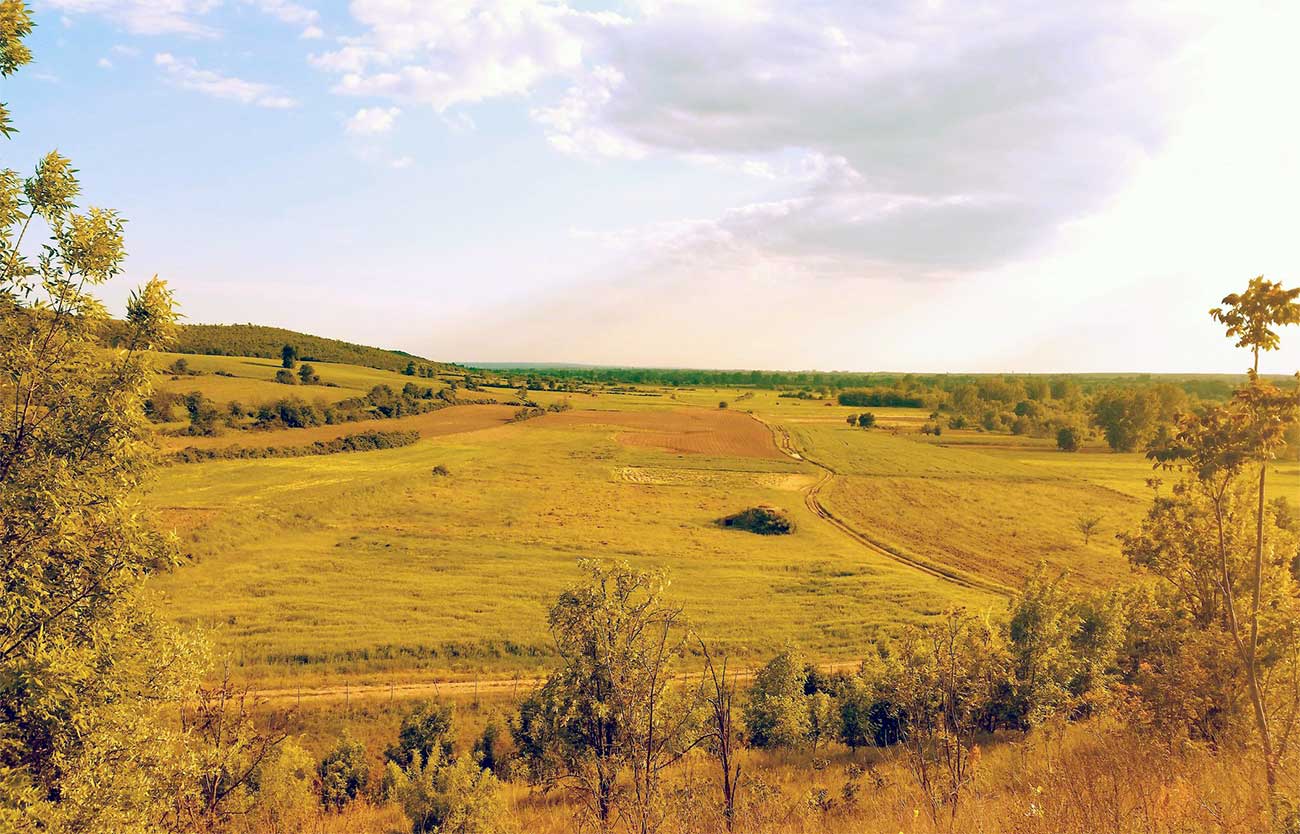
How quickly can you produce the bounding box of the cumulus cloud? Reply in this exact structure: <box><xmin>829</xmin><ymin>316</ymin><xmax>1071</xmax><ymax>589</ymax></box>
<box><xmin>320</xmin><ymin>0</ymin><xmax>1204</xmax><ymax>280</ymax></box>
<box><xmin>45</xmin><ymin>0</ymin><xmax>221</xmax><ymax>35</ymax></box>
<box><xmin>310</xmin><ymin>0</ymin><xmax>620</xmax><ymax>110</ymax></box>
<box><xmin>155</xmin><ymin>53</ymin><xmax>299</xmax><ymax>108</ymax></box>
<box><xmin>346</xmin><ymin>106</ymin><xmax>401</xmax><ymax>135</ymax></box>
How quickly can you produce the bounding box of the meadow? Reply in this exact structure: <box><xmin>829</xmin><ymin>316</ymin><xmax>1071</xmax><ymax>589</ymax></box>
<box><xmin>144</xmin><ymin>354</ymin><xmax>1300</xmax><ymax>690</ymax></box>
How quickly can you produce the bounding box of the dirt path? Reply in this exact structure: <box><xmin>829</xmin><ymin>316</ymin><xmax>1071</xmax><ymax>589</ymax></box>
<box><xmin>252</xmin><ymin>660</ymin><xmax>865</xmax><ymax>707</ymax></box>
<box><xmin>749</xmin><ymin>414</ymin><xmax>1009</xmax><ymax>596</ymax></box>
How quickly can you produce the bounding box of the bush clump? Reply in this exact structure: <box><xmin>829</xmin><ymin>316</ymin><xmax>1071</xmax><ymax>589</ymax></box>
<box><xmin>719</xmin><ymin>506</ymin><xmax>794</xmax><ymax>535</ymax></box>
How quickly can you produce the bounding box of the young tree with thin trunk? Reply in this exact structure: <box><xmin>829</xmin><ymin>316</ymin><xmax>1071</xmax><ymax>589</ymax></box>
<box><xmin>512</xmin><ymin>560</ymin><xmax>699</xmax><ymax>834</ymax></box>
<box><xmin>1138</xmin><ymin>277</ymin><xmax>1300</xmax><ymax>821</ymax></box>
<box><xmin>697</xmin><ymin>638</ymin><xmax>742</xmax><ymax>831</ymax></box>
<box><xmin>1207</xmin><ymin>277</ymin><xmax>1300</xmax><ymax>818</ymax></box>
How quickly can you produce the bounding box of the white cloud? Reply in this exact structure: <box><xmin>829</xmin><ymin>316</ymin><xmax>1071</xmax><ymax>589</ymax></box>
<box><xmin>154</xmin><ymin>52</ymin><xmax>299</xmax><ymax>108</ymax></box>
<box><xmin>300</xmin><ymin>25</ymin><xmax>324</xmax><ymax>40</ymax></box>
<box><xmin>97</xmin><ymin>57</ymin><xmax>113</xmax><ymax>69</ymax></box>
<box><xmin>244</xmin><ymin>0</ymin><xmax>318</xmax><ymax>26</ymax></box>
<box><xmin>44</xmin><ymin>0</ymin><xmax>220</xmax><ymax>36</ymax></box>
<box><xmin>318</xmin><ymin>1</ymin><xmax>1215</xmax><ymax>280</ymax></box>
<box><xmin>311</xmin><ymin>1</ymin><xmax>621</xmax><ymax>111</ymax></box>
<box><xmin>346</xmin><ymin>106</ymin><xmax>401</xmax><ymax>135</ymax></box>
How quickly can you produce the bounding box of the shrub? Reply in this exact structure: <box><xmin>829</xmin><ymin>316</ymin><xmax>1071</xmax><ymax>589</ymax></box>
<box><xmin>857</xmin><ymin>412</ymin><xmax>876</xmax><ymax>429</ymax></box>
<box><xmin>432</xmin><ymin>464</ymin><xmax>451</xmax><ymax>477</ymax></box>
<box><xmin>253</xmin><ymin>738</ymin><xmax>317</xmax><ymax>833</ymax></box>
<box><xmin>386</xmin><ymin>701</ymin><xmax>456</xmax><ymax>769</ymax></box>
<box><xmin>1057</xmin><ymin>426</ymin><xmax>1080</xmax><ymax>452</ymax></box>
<box><xmin>719</xmin><ymin>506</ymin><xmax>793</xmax><ymax>535</ymax></box>
<box><xmin>319</xmin><ymin>735</ymin><xmax>369</xmax><ymax>810</ymax></box>
<box><xmin>718</xmin><ymin>400</ymin><xmax>728</xmax><ymax>409</ymax></box>
<box><xmin>297</xmin><ymin>363</ymin><xmax>320</xmax><ymax>385</ymax></box>
<box><xmin>386</xmin><ymin>753</ymin><xmax>512</xmax><ymax>834</ymax></box>
<box><xmin>274</xmin><ymin>369</ymin><xmax>296</xmax><ymax>385</ymax></box>
<box><xmin>744</xmin><ymin>649</ymin><xmax>812</xmax><ymax>748</ymax></box>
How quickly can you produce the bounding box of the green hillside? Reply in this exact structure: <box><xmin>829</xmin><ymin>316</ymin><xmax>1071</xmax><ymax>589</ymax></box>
<box><xmin>109</xmin><ymin>322</ymin><xmax>453</xmax><ymax>374</ymax></box>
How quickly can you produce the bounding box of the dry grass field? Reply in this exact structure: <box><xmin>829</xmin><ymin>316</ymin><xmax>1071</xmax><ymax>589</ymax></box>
<box><xmin>138</xmin><ymin>353</ymin><xmax>1300</xmax><ymax>694</ymax></box>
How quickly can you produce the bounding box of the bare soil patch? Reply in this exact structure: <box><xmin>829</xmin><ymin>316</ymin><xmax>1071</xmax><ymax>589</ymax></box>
<box><xmin>541</xmin><ymin>409</ymin><xmax>786</xmax><ymax>460</ymax></box>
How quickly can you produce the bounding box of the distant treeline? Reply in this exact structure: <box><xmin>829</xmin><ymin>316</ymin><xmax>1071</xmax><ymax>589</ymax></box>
<box><xmin>106</xmin><ymin>321</ymin><xmax>453</xmax><ymax>375</ymax></box>
<box><xmin>479</xmin><ymin>365</ymin><xmax>1255</xmax><ymax>399</ymax></box>
<box><xmin>169</xmin><ymin>430</ymin><xmax>419</xmax><ymax>464</ymax></box>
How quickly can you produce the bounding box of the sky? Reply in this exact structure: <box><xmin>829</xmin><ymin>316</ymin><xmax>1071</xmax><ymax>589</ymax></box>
<box><xmin>4</xmin><ymin>0</ymin><xmax>1299</xmax><ymax>373</ymax></box>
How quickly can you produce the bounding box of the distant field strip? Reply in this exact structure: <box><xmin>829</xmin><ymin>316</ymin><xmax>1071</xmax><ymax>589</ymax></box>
<box><xmin>537</xmin><ymin>408</ymin><xmax>787</xmax><ymax>459</ymax></box>
<box><xmin>158</xmin><ymin>404</ymin><xmax>519</xmax><ymax>451</ymax></box>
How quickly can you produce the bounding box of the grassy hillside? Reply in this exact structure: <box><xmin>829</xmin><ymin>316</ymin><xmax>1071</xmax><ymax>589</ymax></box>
<box><xmin>113</xmin><ymin>322</ymin><xmax>454</xmax><ymax>374</ymax></box>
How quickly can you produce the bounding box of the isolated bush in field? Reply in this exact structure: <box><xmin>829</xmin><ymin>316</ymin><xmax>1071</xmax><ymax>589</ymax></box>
<box><xmin>432</xmin><ymin>464</ymin><xmax>451</xmax><ymax>477</ymax></box>
<box><xmin>1057</xmin><ymin>425</ymin><xmax>1081</xmax><ymax>452</ymax></box>
<box><xmin>319</xmin><ymin>735</ymin><xmax>369</xmax><ymax>810</ymax></box>
<box><xmin>274</xmin><ymin>368</ymin><xmax>296</xmax><ymax>385</ymax></box>
<box><xmin>744</xmin><ymin>649</ymin><xmax>812</xmax><ymax>749</ymax></box>
<box><xmin>387</xmin><ymin>702</ymin><xmax>456</xmax><ymax>769</ymax></box>
<box><xmin>845</xmin><ymin>413</ymin><xmax>857</xmax><ymax>426</ymax></box>
<box><xmin>719</xmin><ymin>506</ymin><xmax>793</xmax><ymax>535</ymax></box>
<box><xmin>857</xmin><ymin>412</ymin><xmax>876</xmax><ymax>429</ymax></box>
<box><xmin>252</xmin><ymin>738</ymin><xmax>317</xmax><ymax>834</ymax></box>
<box><xmin>545</xmin><ymin>400</ymin><xmax>571</xmax><ymax>413</ymax></box>
<box><xmin>297</xmin><ymin>362</ymin><xmax>320</xmax><ymax>384</ymax></box>
<box><xmin>281</xmin><ymin>344</ymin><xmax>297</xmax><ymax>368</ymax></box>
<box><xmin>1075</xmin><ymin>514</ymin><xmax>1102</xmax><ymax>545</ymax></box>
<box><xmin>718</xmin><ymin>400</ymin><xmax>728</xmax><ymax>409</ymax></box>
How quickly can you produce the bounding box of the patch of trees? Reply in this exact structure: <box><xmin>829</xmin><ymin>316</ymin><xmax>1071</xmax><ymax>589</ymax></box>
<box><xmin>719</xmin><ymin>506</ymin><xmax>794</xmax><ymax>535</ymax></box>
<box><xmin>170</xmin><ymin>430</ymin><xmax>420</xmax><ymax>463</ymax></box>
<box><xmin>838</xmin><ymin>389</ymin><xmax>926</xmax><ymax>408</ymax></box>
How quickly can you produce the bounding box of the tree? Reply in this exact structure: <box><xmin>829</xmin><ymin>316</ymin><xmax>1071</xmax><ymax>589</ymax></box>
<box><xmin>1089</xmin><ymin>389</ymin><xmax>1157</xmax><ymax>452</ymax></box>
<box><xmin>1</xmin><ymin>10</ymin><xmax>202</xmax><ymax>831</ymax></box>
<box><xmin>1056</xmin><ymin>426</ymin><xmax>1080</xmax><ymax>452</ymax></box>
<box><xmin>174</xmin><ymin>668</ymin><xmax>291</xmax><ymax>832</ymax></box>
<box><xmin>404</xmin><ymin>360</ymin><xmax>417</xmax><ymax>376</ymax></box>
<box><xmin>845</xmin><ymin>413</ymin><xmax>858</xmax><ymax>427</ymax></box>
<box><xmin>1075</xmin><ymin>514</ymin><xmax>1101</xmax><ymax>546</ymax></box>
<box><xmin>297</xmin><ymin>362</ymin><xmax>319</xmax><ymax>384</ymax></box>
<box><xmin>318</xmin><ymin>734</ymin><xmax>369</xmax><ymax>810</ymax></box>
<box><xmin>184</xmin><ymin>390</ymin><xmax>220</xmax><ymax>436</ymax></box>
<box><xmin>512</xmin><ymin>561</ymin><xmax>697</xmax><ymax>833</ymax></box>
<box><xmin>1200</xmin><ymin>277</ymin><xmax>1300</xmax><ymax>817</ymax></box>
<box><xmin>281</xmin><ymin>344</ymin><xmax>297</xmax><ymax>368</ymax></box>
<box><xmin>386</xmin><ymin>701</ymin><xmax>456</xmax><ymax>769</ymax></box>
<box><xmin>718</xmin><ymin>400</ymin><xmax>728</xmax><ymax>409</ymax></box>
<box><xmin>696</xmin><ymin>638</ymin><xmax>742</xmax><ymax>830</ymax></box>
<box><xmin>743</xmin><ymin>649</ymin><xmax>811</xmax><ymax>749</ymax></box>
<box><xmin>857</xmin><ymin>412</ymin><xmax>876</xmax><ymax>429</ymax></box>
<box><xmin>274</xmin><ymin>368</ymin><xmax>296</xmax><ymax>385</ymax></box>
<box><xmin>880</xmin><ymin>612</ymin><xmax>1004</xmax><ymax>830</ymax></box>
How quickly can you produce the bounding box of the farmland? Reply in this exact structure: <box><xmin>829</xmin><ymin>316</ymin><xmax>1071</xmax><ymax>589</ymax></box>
<box><xmin>142</xmin><ymin>353</ymin><xmax>1299</xmax><ymax>689</ymax></box>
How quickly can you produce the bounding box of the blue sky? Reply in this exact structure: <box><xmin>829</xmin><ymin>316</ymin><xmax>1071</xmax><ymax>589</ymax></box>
<box><xmin>5</xmin><ymin>1</ymin><xmax>1299</xmax><ymax>372</ymax></box>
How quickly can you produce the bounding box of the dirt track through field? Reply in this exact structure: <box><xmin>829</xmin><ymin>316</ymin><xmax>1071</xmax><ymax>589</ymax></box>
<box><xmin>750</xmin><ymin>415</ymin><xmax>1011</xmax><ymax>596</ymax></box>
<box><xmin>251</xmin><ymin>660</ymin><xmax>865</xmax><ymax>707</ymax></box>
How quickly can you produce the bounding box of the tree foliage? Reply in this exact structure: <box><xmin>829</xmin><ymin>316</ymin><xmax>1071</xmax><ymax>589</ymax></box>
<box><xmin>0</xmin><ymin>10</ymin><xmax>201</xmax><ymax>830</ymax></box>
